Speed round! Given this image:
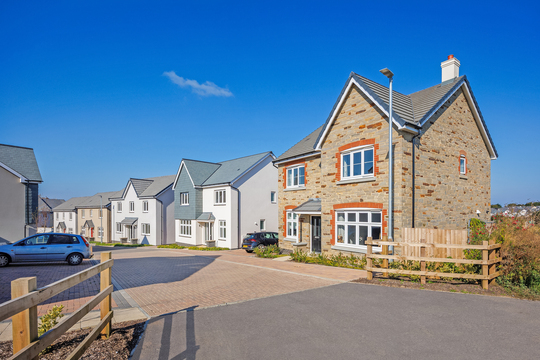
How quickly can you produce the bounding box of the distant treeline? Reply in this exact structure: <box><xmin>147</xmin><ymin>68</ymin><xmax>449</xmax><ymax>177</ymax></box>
<box><xmin>491</xmin><ymin>202</ymin><xmax>540</xmax><ymax>208</ymax></box>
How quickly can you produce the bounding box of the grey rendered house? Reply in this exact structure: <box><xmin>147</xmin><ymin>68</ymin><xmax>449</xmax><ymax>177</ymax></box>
<box><xmin>0</xmin><ymin>144</ymin><xmax>43</xmax><ymax>243</ymax></box>
<box><xmin>172</xmin><ymin>152</ymin><xmax>278</xmax><ymax>249</ymax></box>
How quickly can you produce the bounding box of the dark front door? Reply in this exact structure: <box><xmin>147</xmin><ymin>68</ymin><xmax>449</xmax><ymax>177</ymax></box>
<box><xmin>311</xmin><ymin>216</ymin><xmax>321</xmax><ymax>253</ymax></box>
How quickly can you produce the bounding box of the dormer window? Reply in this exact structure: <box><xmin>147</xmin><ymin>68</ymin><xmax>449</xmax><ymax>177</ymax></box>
<box><xmin>286</xmin><ymin>165</ymin><xmax>305</xmax><ymax>189</ymax></box>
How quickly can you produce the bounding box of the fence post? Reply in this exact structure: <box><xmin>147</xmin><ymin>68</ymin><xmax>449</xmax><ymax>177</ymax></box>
<box><xmin>382</xmin><ymin>235</ymin><xmax>388</xmax><ymax>277</ymax></box>
<box><xmin>488</xmin><ymin>239</ymin><xmax>496</xmax><ymax>285</ymax></box>
<box><xmin>100</xmin><ymin>252</ymin><xmax>112</xmax><ymax>338</ymax></box>
<box><xmin>12</xmin><ymin>277</ymin><xmax>38</xmax><ymax>357</ymax></box>
<box><xmin>482</xmin><ymin>241</ymin><xmax>489</xmax><ymax>290</ymax></box>
<box><xmin>420</xmin><ymin>238</ymin><xmax>426</xmax><ymax>285</ymax></box>
<box><xmin>366</xmin><ymin>237</ymin><xmax>373</xmax><ymax>280</ymax></box>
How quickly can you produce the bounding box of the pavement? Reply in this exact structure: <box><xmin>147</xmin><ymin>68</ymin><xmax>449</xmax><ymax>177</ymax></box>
<box><xmin>131</xmin><ymin>282</ymin><xmax>540</xmax><ymax>360</ymax></box>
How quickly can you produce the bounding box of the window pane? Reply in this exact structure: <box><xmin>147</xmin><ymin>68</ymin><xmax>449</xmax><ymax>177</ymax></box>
<box><xmin>292</xmin><ymin>222</ymin><xmax>297</xmax><ymax>236</ymax></box>
<box><xmin>372</xmin><ymin>226</ymin><xmax>382</xmax><ymax>240</ymax></box>
<box><xmin>337</xmin><ymin>213</ymin><xmax>345</xmax><ymax>222</ymax></box>
<box><xmin>347</xmin><ymin>225</ymin><xmax>356</xmax><ymax>245</ymax></box>
<box><xmin>359</xmin><ymin>226</ymin><xmax>368</xmax><ymax>245</ymax></box>
<box><xmin>298</xmin><ymin>167</ymin><xmax>305</xmax><ymax>185</ymax></box>
<box><xmin>372</xmin><ymin>213</ymin><xmax>382</xmax><ymax>223</ymax></box>
<box><xmin>359</xmin><ymin>213</ymin><xmax>368</xmax><ymax>222</ymax></box>
<box><xmin>287</xmin><ymin>222</ymin><xmax>291</xmax><ymax>236</ymax></box>
<box><xmin>223</xmin><ymin>191</ymin><xmax>226</xmax><ymax>203</ymax></box>
<box><xmin>337</xmin><ymin>225</ymin><xmax>345</xmax><ymax>243</ymax></box>
<box><xmin>347</xmin><ymin>213</ymin><xmax>356</xmax><ymax>222</ymax></box>
<box><xmin>353</xmin><ymin>152</ymin><xmax>362</xmax><ymax>176</ymax></box>
<box><xmin>342</xmin><ymin>154</ymin><xmax>350</xmax><ymax>177</ymax></box>
<box><xmin>287</xmin><ymin>213</ymin><xmax>291</xmax><ymax>219</ymax></box>
<box><xmin>287</xmin><ymin>169</ymin><xmax>292</xmax><ymax>187</ymax></box>
<box><xmin>293</xmin><ymin>168</ymin><xmax>298</xmax><ymax>186</ymax></box>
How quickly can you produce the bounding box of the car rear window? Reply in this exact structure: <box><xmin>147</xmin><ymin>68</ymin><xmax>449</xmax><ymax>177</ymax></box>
<box><xmin>49</xmin><ymin>235</ymin><xmax>79</xmax><ymax>244</ymax></box>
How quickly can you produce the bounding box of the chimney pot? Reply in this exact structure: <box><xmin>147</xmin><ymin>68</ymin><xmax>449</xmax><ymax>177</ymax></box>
<box><xmin>441</xmin><ymin>55</ymin><xmax>460</xmax><ymax>82</ymax></box>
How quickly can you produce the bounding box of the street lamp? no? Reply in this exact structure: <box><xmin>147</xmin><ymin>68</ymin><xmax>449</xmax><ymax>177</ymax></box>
<box><xmin>99</xmin><ymin>195</ymin><xmax>103</xmax><ymax>243</ymax></box>
<box><xmin>379</xmin><ymin>68</ymin><xmax>394</xmax><ymax>250</ymax></box>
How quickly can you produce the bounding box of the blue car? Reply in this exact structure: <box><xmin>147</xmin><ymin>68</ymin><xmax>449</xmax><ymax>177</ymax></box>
<box><xmin>0</xmin><ymin>233</ymin><xmax>93</xmax><ymax>267</ymax></box>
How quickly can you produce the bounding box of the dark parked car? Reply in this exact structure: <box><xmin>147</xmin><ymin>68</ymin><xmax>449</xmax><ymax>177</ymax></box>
<box><xmin>0</xmin><ymin>233</ymin><xmax>93</xmax><ymax>267</ymax></box>
<box><xmin>242</xmin><ymin>232</ymin><xmax>279</xmax><ymax>253</ymax></box>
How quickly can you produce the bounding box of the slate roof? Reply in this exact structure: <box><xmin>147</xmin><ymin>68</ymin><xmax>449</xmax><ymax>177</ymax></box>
<box><xmin>179</xmin><ymin>152</ymin><xmax>274</xmax><ymax>187</ymax></box>
<box><xmin>78</xmin><ymin>190</ymin><xmax>124</xmax><ymax>208</ymax></box>
<box><xmin>111</xmin><ymin>175</ymin><xmax>176</xmax><ymax>200</ymax></box>
<box><xmin>39</xmin><ymin>197</ymin><xmax>65</xmax><ymax>212</ymax></box>
<box><xmin>0</xmin><ymin>144</ymin><xmax>43</xmax><ymax>182</ymax></box>
<box><xmin>293</xmin><ymin>198</ymin><xmax>321</xmax><ymax>213</ymax></box>
<box><xmin>277</xmin><ymin>72</ymin><xmax>496</xmax><ymax>162</ymax></box>
<box><xmin>52</xmin><ymin>196</ymin><xmax>91</xmax><ymax>211</ymax></box>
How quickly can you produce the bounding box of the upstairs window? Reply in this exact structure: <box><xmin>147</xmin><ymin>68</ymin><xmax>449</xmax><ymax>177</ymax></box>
<box><xmin>90</xmin><ymin>210</ymin><xmax>93</xmax><ymax>217</ymax></box>
<box><xmin>129</xmin><ymin>201</ymin><xmax>135</xmax><ymax>212</ymax></box>
<box><xmin>341</xmin><ymin>147</ymin><xmax>374</xmax><ymax>180</ymax></box>
<box><xmin>180</xmin><ymin>192</ymin><xmax>189</xmax><ymax>205</ymax></box>
<box><xmin>286</xmin><ymin>165</ymin><xmax>305</xmax><ymax>188</ymax></box>
<box><xmin>69</xmin><ymin>212</ymin><xmax>73</xmax><ymax>220</ymax></box>
<box><xmin>143</xmin><ymin>201</ymin><xmax>149</xmax><ymax>212</ymax></box>
<box><xmin>62</xmin><ymin>212</ymin><xmax>65</xmax><ymax>220</ymax></box>
<box><xmin>81</xmin><ymin>210</ymin><xmax>85</xmax><ymax>219</ymax></box>
<box><xmin>460</xmin><ymin>155</ymin><xmax>467</xmax><ymax>175</ymax></box>
<box><xmin>215</xmin><ymin>190</ymin><xmax>226</xmax><ymax>205</ymax></box>
<box><xmin>271</xmin><ymin>191</ymin><xmax>277</xmax><ymax>203</ymax></box>
<box><xmin>117</xmin><ymin>202</ymin><xmax>122</xmax><ymax>213</ymax></box>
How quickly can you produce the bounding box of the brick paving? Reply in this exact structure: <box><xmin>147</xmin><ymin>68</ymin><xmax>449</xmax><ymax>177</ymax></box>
<box><xmin>108</xmin><ymin>247</ymin><xmax>366</xmax><ymax>317</ymax></box>
<box><xmin>1</xmin><ymin>260</ymin><xmax>117</xmax><ymax>316</ymax></box>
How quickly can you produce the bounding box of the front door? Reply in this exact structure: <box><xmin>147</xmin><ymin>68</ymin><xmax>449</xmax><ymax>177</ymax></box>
<box><xmin>311</xmin><ymin>216</ymin><xmax>321</xmax><ymax>253</ymax></box>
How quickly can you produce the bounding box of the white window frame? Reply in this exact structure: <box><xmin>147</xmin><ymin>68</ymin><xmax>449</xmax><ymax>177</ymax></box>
<box><xmin>117</xmin><ymin>202</ymin><xmax>122</xmax><ymax>213</ymax></box>
<box><xmin>129</xmin><ymin>201</ymin><xmax>135</xmax><ymax>213</ymax></box>
<box><xmin>143</xmin><ymin>201</ymin><xmax>149</xmax><ymax>212</ymax></box>
<box><xmin>90</xmin><ymin>209</ymin><xmax>93</xmax><ymax>217</ymax></box>
<box><xmin>460</xmin><ymin>155</ymin><xmax>467</xmax><ymax>175</ymax></box>
<box><xmin>141</xmin><ymin>223</ymin><xmax>150</xmax><ymax>235</ymax></box>
<box><xmin>335</xmin><ymin>209</ymin><xmax>382</xmax><ymax>251</ymax></box>
<box><xmin>56</xmin><ymin>212</ymin><xmax>59</xmax><ymax>220</ymax></box>
<box><xmin>62</xmin><ymin>212</ymin><xmax>65</xmax><ymax>220</ymax></box>
<box><xmin>81</xmin><ymin>209</ymin><xmax>85</xmax><ymax>219</ymax></box>
<box><xmin>286</xmin><ymin>165</ymin><xmax>305</xmax><ymax>189</ymax></box>
<box><xmin>69</xmin><ymin>212</ymin><xmax>72</xmax><ymax>220</ymax></box>
<box><xmin>68</xmin><ymin>228</ymin><xmax>73</xmax><ymax>233</ymax></box>
<box><xmin>179</xmin><ymin>220</ymin><xmax>191</xmax><ymax>236</ymax></box>
<box><xmin>116</xmin><ymin>222</ymin><xmax>121</xmax><ymax>233</ymax></box>
<box><xmin>286</xmin><ymin>212</ymin><xmax>299</xmax><ymax>241</ymax></box>
<box><xmin>214</xmin><ymin>190</ymin><xmax>226</xmax><ymax>205</ymax></box>
<box><xmin>219</xmin><ymin>220</ymin><xmax>226</xmax><ymax>239</ymax></box>
<box><xmin>341</xmin><ymin>145</ymin><xmax>375</xmax><ymax>180</ymax></box>
<box><xmin>271</xmin><ymin>191</ymin><xmax>277</xmax><ymax>203</ymax></box>
<box><xmin>260</xmin><ymin>219</ymin><xmax>266</xmax><ymax>231</ymax></box>
<box><xmin>180</xmin><ymin>193</ymin><xmax>189</xmax><ymax>206</ymax></box>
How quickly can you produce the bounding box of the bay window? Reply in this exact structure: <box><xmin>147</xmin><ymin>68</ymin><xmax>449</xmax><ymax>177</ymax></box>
<box><xmin>336</xmin><ymin>210</ymin><xmax>382</xmax><ymax>248</ymax></box>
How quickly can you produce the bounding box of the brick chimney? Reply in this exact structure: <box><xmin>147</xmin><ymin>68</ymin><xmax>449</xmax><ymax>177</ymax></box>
<box><xmin>441</xmin><ymin>54</ymin><xmax>460</xmax><ymax>82</ymax></box>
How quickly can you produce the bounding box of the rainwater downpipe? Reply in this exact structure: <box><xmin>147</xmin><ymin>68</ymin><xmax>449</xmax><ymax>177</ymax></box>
<box><xmin>411</xmin><ymin>133</ymin><xmax>421</xmax><ymax>228</ymax></box>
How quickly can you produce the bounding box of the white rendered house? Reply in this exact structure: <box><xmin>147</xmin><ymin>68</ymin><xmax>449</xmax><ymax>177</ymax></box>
<box><xmin>109</xmin><ymin>175</ymin><xmax>175</xmax><ymax>245</ymax></box>
<box><xmin>172</xmin><ymin>152</ymin><xmax>278</xmax><ymax>249</ymax></box>
<box><xmin>53</xmin><ymin>196</ymin><xmax>89</xmax><ymax>235</ymax></box>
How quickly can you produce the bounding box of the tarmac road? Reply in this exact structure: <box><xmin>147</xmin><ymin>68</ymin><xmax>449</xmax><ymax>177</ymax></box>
<box><xmin>132</xmin><ymin>282</ymin><xmax>540</xmax><ymax>360</ymax></box>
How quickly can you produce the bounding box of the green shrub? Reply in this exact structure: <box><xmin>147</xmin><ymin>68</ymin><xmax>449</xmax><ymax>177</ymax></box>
<box><xmin>254</xmin><ymin>244</ymin><xmax>281</xmax><ymax>258</ymax></box>
<box><xmin>157</xmin><ymin>244</ymin><xmax>187</xmax><ymax>249</ymax></box>
<box><xmin>187</xmin><ymin>246</ymin><xmax>229</xmax><ymax>251</ymax></box>
<box><xmin>38</xmin><ymin>305</ymin><xmax>64</xmax><ymax>337</ymax></box>
<box><xmin>289</xmin><ymin>250</ymin><xmax>367</xmax><ymax>270</ymax></box>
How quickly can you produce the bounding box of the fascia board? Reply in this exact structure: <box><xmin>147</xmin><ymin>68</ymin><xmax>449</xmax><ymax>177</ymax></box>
<box><xmin>230</xmin><ymin>153</ymin><xmax>275</xmax><ymax>186</ymax></box>
<box><xmin>0</xmin><ymin>162</ymin><xmax>28</xmax><ymax>182</ymax></box>
<box><xmin>315</xmin><ymin>77</ymin><xmax>408</xmax><ymax>150</ymax></box>
<box><xmin>273</xmin><ymin>151</ymin><xmax>321</xmax><ymax>166</ymax></box>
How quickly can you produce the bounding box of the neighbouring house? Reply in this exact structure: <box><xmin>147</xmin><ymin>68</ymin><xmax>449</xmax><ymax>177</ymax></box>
<box><xmin>53</xmin><ymin>196</ymin><xmax>90</xmax><ymax>234</ymax></box>
<box><xmin>76</xmin><ymin>191</ymin><xmax>123</xmax><ymax>243</ymax></box>
<box><xmin>109</xmin><ymin>175</ymin><xmax>175</xmax><ymax>245</ymax></box>
<box><xmin>172</xmin><ymin>152</ymin><xmax>277</xmax><ymax>249</ymax></box>
<box><xmin>37</xmin><ymin>196</ymin><xmax>65</xmax><ymax>233</ymax></box>
<box><xmin>0</xmin><ymin>144</ymin><xmax>43</xmax><ymax>243</ymax></box>
<box><xmin>275</xmin><ymin>55</ymin><xmax>498</xmax><ymax>255</ymax></box>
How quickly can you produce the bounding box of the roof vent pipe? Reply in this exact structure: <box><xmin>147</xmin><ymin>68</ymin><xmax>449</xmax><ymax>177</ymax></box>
<box><xmin>441</xmin><ymin>55</ymin><xmax>460</xmax><ymax>82</ymax></box>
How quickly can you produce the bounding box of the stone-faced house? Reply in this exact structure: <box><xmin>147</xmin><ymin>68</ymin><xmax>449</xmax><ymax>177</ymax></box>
<box><xmin>274</xmin><ymin>56</ymin><xmax>497</xmax><ymax>255</ymax></box>
<box><xmin>0</xmin><ymin>144</ymin><xmax>43</xmax><ymax>243</ymax></box>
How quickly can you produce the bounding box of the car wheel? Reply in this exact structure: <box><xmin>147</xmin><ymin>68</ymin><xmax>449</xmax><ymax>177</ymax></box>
<box><xmin>67</xmin><ymin>253</ymin><xmax>83</xmax><ymax>265</ymax></box>
<box><xmin>246</xmin><ymin>250</ymin><xmax>253</xmax><ymax>253</ymax></box>
<box><xmin>0</xmin><ymin>254</ymin><xmax>9</xmax><ymax>267</ymax></box>
<box><xmin>257</xmin><ymin>244</ymin><xmax>265</xmax><ymax>250</ymax></box>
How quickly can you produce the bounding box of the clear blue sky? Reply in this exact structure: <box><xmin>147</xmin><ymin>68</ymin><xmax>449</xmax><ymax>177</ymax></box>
<box><xmin>1</xmin><ymin>0</ymin><xmax>538</xmax><ymax>205</ymax></box>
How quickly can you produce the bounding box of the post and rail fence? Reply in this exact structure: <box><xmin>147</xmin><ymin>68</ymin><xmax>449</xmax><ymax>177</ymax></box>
<box><xmin>366</xmin><ymin>229</ymin><xmax>501</xmax><ymax>290</ymax></box>
<box><xmin>0</xmin><ymin>252</ymin><xmax>113</xmax><ymax>360</ymax></box>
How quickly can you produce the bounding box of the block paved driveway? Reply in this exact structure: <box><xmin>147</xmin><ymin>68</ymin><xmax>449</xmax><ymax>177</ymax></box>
<box><xmin>96</xmin><ymin>247</ymin><xmax>365</xmax><ymax>317</ymax></box>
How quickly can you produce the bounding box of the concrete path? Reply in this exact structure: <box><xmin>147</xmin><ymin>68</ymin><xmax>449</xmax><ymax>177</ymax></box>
<box><xmin>132</xmin><ymin>282</ymin><xmax>540</xmax><ymax>360</ymax></box>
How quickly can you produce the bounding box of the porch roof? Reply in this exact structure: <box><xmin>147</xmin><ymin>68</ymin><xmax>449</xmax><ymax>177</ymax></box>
<box><xmin>83</xmin><ymin>220</ymin><xmax>94</xmax><ymax>228</ymax></box>
<box><xmin>57</xmin><ymin>222</ymin><xmax>66</xmax><ymax>230</ymax></box>
<box><xmin>120</xmin><ymin>217</ymin><xmax>138</xmax><ymax>225</ymax></box>
<box><xmin>197</xmin><ymin>212</ymin><xmax>215</xmax><ymax>221</ymax></box>
<box><xmin>293</xmin><ymin>198</ymin><xmax>321</xmax><ymax>214</ymax></box>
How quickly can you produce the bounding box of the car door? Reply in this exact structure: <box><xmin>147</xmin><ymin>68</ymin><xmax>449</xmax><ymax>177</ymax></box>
<box><xmin>12</xmin><ymin>234</ymin><xmax>50</xmax><ymax>261</ymax></box>
<box><xmin>46</xmin><ymin>234</ymin><xmax>72</xmax><ymax>261</ymax></box>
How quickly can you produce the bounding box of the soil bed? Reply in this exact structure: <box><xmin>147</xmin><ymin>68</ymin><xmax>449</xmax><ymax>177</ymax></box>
<box><xmin>0</xmin><ymin>319</ymin><xmax>145</xmax><ymax>360</ymax></box>
<box><xmin>352</xmin><ymin>275</ymin><xmax>540</xmax><ymax>300</ymax></box>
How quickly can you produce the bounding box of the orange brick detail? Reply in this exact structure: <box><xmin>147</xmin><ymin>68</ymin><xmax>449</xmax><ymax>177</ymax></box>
<box><xmin>330</xmin><ymin>210</ymin><xmax>335</xmax><ymax>245</ymax></box>
<box><xmin>338</xmin><ymin>138</ymin><xmax>375</xmax><ymax>152</ymax></box>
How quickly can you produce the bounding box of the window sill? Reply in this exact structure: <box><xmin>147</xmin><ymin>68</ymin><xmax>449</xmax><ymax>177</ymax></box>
<box><xmin>459</xmin><ymin>175</ymin><xmax>468</xmax><ymax>180</ymax></box>
<box><xmin>178</xmin><ymin>234</ymin><xmax>191</xmax><ymax>238</ymax></box>
<box><xmin>283</xmin><ymin>237</ymin><xmax>298</xmax><ymax>242</ymax></box>
<box><xmin>284</xmin><ymin>186</ymin><xmax>306</xmax><ymax>192</ymax></box>
<box><xmin>336</xmin><ymin>177</ymin><xmax>376</xmax><ymax>185</ymax></box>
<box><xmin>331</xmin><ymin>245</ymin><xmax>381</xmax><ymax>254</ymax></box>
<box><xmin>214</xmin><ymin>203</ymin><xmax>226</xmax><ymax>206</ymax></box>
<box><xmin>293</xmin><ymin>242</ymin><xmax>308</xmax><ymax>247</ymax></box>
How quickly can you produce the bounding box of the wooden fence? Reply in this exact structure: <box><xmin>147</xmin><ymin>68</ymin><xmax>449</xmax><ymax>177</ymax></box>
<box><xmin>400</xmin><ymin>228</ymin><xmax>468</xmax><ymax>259</ymax></box>
<box><xmin>365</xmin><ymin>236</ymin><xmax>501</xmax><ymax>290</ymax></box>
<box><xmin>0</xmin><ymin>252</ymin><xmax>113</xmax><ymax>360</ymax></box>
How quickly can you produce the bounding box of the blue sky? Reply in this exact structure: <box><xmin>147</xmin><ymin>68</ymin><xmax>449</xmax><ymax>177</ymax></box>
<box><xmin>1</xmin><ymin>0</ymin><xmax>539</xmax><ymax>204</ymax></box>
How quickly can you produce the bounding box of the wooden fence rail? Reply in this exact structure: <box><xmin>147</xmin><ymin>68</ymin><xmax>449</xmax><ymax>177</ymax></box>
<box><xmin>366</xmin><ymin>238</ymin><xmax>501</xmax><ymax>290</ymax></box>
<box><xmin>0</xmin><ymin>252</ymin><xmax>113</xmax><ymax>360</ymax></box>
